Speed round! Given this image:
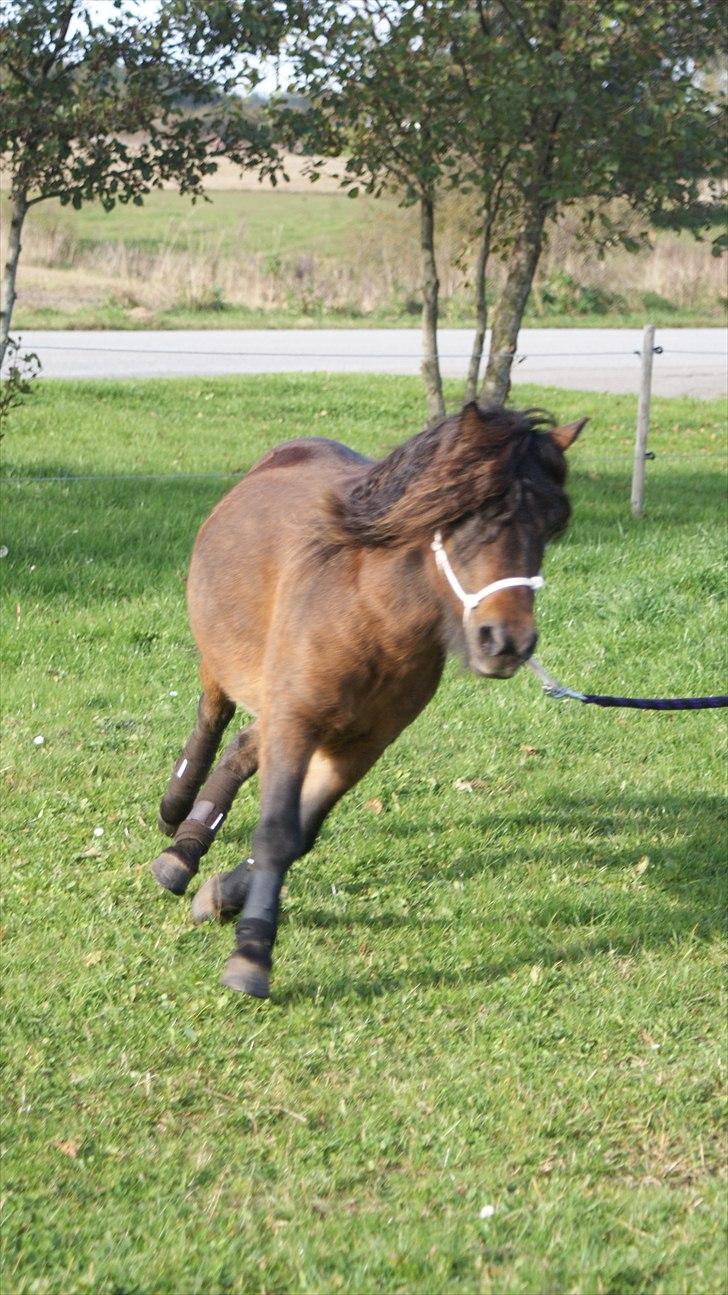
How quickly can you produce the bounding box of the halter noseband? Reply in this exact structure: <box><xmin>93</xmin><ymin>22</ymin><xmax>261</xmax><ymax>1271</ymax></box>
<box><xmin>431</xmin><ymin>530</ymin><xmax>544</xmax><ymax>620</ymax></box>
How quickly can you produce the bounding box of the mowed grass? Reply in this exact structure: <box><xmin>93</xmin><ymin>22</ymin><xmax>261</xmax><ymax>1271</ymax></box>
<box><xmin>1</xmin><ymin>375</ymin><xmax>727</xmax><ymax>1295</ymax></box>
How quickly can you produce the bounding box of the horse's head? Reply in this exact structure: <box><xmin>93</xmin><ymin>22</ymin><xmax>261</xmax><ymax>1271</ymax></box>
<box><xmin>434</xmin><ymin>405</ymin><xmax>587</xmax><ymax>678</ymax></box>
<box><xmin>324</xmin><ymin>401</ymin><xmax>586</xmax><ymax>677</ymax></box>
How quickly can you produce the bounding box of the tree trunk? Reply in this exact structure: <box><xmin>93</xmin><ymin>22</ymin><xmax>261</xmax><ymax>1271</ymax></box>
<box><xmin>480</xmin><ymin>195</ymin><xmax>547</xmax><ymax>406</ymax></box>
<box><xmin>464</xmin><ymin>216</ymin><xmax>491</xmax><ymax>403</ymax></box>
<box><xmin>481</xmin><ymin>109</ymin><xmax>560</xmax><ymax>407</ymax></box>
<box><xmin>1</xmin><ymin>190</ymin><xmax>29</xmax><ymax>369</ymax></box>
<box><xmin>419</xmin><ymin>192</ymin><xmax>444</xmax><ymax>421</ymax></box>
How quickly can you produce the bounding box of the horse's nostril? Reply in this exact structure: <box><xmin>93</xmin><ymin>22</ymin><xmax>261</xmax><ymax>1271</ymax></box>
<box><xmin>479</xmin><ymin>622</ymin><xmax>512</xmax><ymax>656</ymax></box>
<box><xmin>479</xmin><ymin>624</ymin><xmax>537</xmax><ymax>659</ymax></box>
<box><xmin>479</xmin><ymin>623</ymin><xmax>496</xmax><ymax>653</ymax></box>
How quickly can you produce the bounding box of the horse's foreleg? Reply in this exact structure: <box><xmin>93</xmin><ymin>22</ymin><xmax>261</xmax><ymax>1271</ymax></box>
<box><xmin>298</xmin><ymin>744</ymin><xmax>382</xmax><ymax>852</ymax></box>
<box><xmin>190</xmin><ymin>747</ymin><xmax>352</xmax><ymax>926</ymax></box>
<box><xmin>215</xmin><ymin>744</ymin><xmax>379</xmax><ymax>996</ymax></box>
<box><xmin>158</xmin><ymin>677</ymin><xmax>236</xmax><ymax>836</ymax></box>
<box><xmin>150</xmin><ymin>723</ymin><xmax>259</xmax><ymax>896</ymax></box>
<box><xmin>220</xmin><ymin>725</ymin><xmax>318</xmax><ymax>998</ymax></box>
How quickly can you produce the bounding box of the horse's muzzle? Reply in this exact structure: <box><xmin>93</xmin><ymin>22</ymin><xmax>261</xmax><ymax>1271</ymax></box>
<box><xmin>469</xmin><ymin>623</ymin><xmax>538</xmax><ymax>678</ymax></box>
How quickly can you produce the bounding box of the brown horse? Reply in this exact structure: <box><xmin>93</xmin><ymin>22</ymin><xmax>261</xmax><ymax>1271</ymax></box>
<box><xmin>150</xmin><ymin>401</ymin><xmax>586</xmax><ymax>997</ymax></box>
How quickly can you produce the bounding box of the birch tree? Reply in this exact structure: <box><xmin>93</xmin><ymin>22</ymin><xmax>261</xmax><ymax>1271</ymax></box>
<box><xmin>286</xmin><ymin>1</ymin><xmax>463</xmax><ymax>420</ymax></box>
<box><xmin>0</xmin><ymin>0</ymin><xmax>288</xmax><ymax>365</ymax></box>
<box><xmin>468</xmin><ymin>0</ymin><xmax>726</xmax><ymax>403</ymax></box>
<box><xmin>286</xmin><ymin>0</ymin><xmax>724</xmax><ymax>410</ymax></box>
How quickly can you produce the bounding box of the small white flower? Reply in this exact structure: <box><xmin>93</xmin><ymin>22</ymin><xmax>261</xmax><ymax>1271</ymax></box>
<box><xmin>93</xmin><ymin>827</ymin><xmax>104</xmax><ymax>838</ymax></box>
<box><xmin>33</xmin><ymin>735</ymin><xmax>45</xmax><ymax>746</ymax></box>
<box><xmin>0</xmin><ymin>546</ymin><xmax>8</xmax><ymax>559</ymax></box>
<box><xmin>169</xmin><ymin>690</ymin><xmax>178</xmax><ymax>697</ymax></box>
<box><xmin>479</xmin><ymin>1204</ymin><xmax>496</xmax><ymax>1220</ymax></box>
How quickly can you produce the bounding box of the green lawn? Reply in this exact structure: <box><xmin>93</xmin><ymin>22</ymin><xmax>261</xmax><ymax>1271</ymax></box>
<box><xmin>1</xmin><ymin>376</ymin><xmax>726</xmax><ymax>1294</ymax></box>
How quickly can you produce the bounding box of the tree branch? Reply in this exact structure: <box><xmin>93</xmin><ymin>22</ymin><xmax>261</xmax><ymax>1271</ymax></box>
<box><xmin>41</xmin><ymin>1</ymin><xmax>76</xmax><ymax>79</ymax></box>
<box><xmin>496</xmin><ymin>0</ymin><xmax>532</xmax><ymax>53</ymax></box>
<box><xmin>476</xmin><ymin>0</ymin><xmax>490</xmax><ymax>39</ymax></box>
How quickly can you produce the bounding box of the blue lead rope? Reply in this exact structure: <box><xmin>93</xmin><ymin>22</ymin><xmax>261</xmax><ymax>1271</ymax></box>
<box><xmin>580</xmin><ymin>692</ymin><xmax>728</xmax><ymax>711</ymax></box>
<box><xmin>527</xmin><ymin>659</ymin><xmax>728</xmax><ymax>712</ymax></box>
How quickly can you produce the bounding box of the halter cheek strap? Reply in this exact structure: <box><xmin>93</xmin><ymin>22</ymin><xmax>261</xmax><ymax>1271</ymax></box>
<box><xmin>431</xmin><ymin>530</ymin><xmax>544</xmax><ymax>620</ymax></box>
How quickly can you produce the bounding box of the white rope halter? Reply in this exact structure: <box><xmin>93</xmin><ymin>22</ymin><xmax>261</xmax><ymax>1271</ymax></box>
<box><xmin>431</xmin><ymin>530</ymin><xmax>544</xmax><ymax>621</ymax></box>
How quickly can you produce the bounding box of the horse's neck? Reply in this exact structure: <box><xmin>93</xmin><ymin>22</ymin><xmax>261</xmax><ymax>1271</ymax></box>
<box><xmin>358</xmin><ymin>542</ymin><xmax>447</xmax><ymax>655</ymax></box>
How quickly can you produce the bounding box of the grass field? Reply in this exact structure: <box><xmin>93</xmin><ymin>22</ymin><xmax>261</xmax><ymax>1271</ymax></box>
<box><xmin>8</xmin><ymin>183</ymin><xmax>725</xmax><ymax>330</ymax></box>
<box><xmin>1</xmin><ymin>375</ymin><xmax>727</xmax><ymax>1294</ymax></box>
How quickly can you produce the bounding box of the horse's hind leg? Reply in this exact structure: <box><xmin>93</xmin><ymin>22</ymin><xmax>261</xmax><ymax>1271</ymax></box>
<box><xmin>151</xmin><ymin>722</ymin><xmax>259</xmax><ymax>896</ymax></box>
<box><xmin>158</xmin><ymin>671</ymin><xmax>236</xmax><ymax>836</ymax></box>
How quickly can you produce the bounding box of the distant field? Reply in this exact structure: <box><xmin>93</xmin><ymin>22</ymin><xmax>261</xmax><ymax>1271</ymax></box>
<box><xmin>8</xmin><ymin>177</ymin><xmax>725</xmax><ymax>331</ymax></box>
<box><xmin>1</xmin><ymin>375</ymin><xmax>727</xmax><ymax>1294</ymax></box>
<box><xmin>34</xmin><ymin>189</ymin><xmax>369</xmax><ymax>260</ymax></box>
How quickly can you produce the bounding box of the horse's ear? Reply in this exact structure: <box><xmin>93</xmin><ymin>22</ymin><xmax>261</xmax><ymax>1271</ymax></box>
<box><xmin>550</xmin><ymin>417</ymin><xmax>588</xmax><ymax>451</ymax></box>
<box><xmin>459</xmin><ymin>401</ymin><xmax>487</xmax><ymax>441</ymax></box>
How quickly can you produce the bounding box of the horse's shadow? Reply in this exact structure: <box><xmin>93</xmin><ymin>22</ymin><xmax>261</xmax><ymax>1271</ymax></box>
<box><xmin>273</xmin><ymin>788</ymin><xmax>726</xmax><ymax>1006</ymax></box>
<box><xmin>1</xmin><ymin>471</ymin><xmax>225</xmax><ymax>600</ymax></box>
<box><xmin>275</xmin><ymin>932</ymin><xmax>649</xmax><ymax>1008</ymax></box>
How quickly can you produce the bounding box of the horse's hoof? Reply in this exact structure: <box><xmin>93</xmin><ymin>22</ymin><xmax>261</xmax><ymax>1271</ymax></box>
<box><xmin>221</xmin><ymin>953</ymin><xmax>270</xmax><ymax>998</ymax></box>
<box><xmin>157</xmin><ymin>813</ymin><xmax>178</xmax><ymax>838</ymax></box>
<box><xmin>191</xmin><ymin>876</ymin><xmax>229</xmax><ymax>925</ymax></box>
<box><xmin>150</xmin><ymin>851</ymin><xmax>193</xmax><ymax>896</ymax></box>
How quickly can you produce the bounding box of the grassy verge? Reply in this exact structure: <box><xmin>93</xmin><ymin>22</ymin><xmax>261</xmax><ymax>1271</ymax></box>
<box><xmin>1</xmin><ymin>376</ymin><xmax>726</xmax><ymax>1294</ymax></box>
<box><xmin>14</xmin><ymin>304</ymin><xmax>723</xmax><ymax>331</ymax></box>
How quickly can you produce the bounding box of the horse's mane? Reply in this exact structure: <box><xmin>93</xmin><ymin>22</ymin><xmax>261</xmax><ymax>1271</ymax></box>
<box><xmin>323</xmin><ymin>401</ymin><xmax>569</xmax><ymax>549</ymax></box>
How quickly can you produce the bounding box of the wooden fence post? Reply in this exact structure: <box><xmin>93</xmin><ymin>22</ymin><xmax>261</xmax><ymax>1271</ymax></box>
<box><xmin>631</xmin><ymin>323</ymin><xmax>656</xmax><ymax>518</ymax></box>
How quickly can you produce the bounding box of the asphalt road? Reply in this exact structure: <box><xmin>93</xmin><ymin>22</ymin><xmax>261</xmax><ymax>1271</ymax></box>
<box><xmin>7</xmin><ymin>327</ymin><xmax>727</xmax><ymax>398</ymax></box>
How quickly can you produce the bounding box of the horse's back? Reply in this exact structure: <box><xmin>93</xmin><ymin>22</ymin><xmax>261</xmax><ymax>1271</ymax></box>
<box><xmin>193</xmin><ymin>437</ymin><xmax>366</xmax><ymax>559</ymax></box>
<box><xmin>187</xmin><ymin>438</ymin><xmax>367</xmax><ymax>708</ymax></box>
<box><xmin>247</xmin><ymin>436</ymin><xmax>368</xmax><ymax>478</ymax></box>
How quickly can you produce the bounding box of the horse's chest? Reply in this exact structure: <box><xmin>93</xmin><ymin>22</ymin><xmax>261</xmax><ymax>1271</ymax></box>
<box><xmin>318</xmin><ymin>645</ymin><xmax>443</xmax><ymax>742</ymax></box>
